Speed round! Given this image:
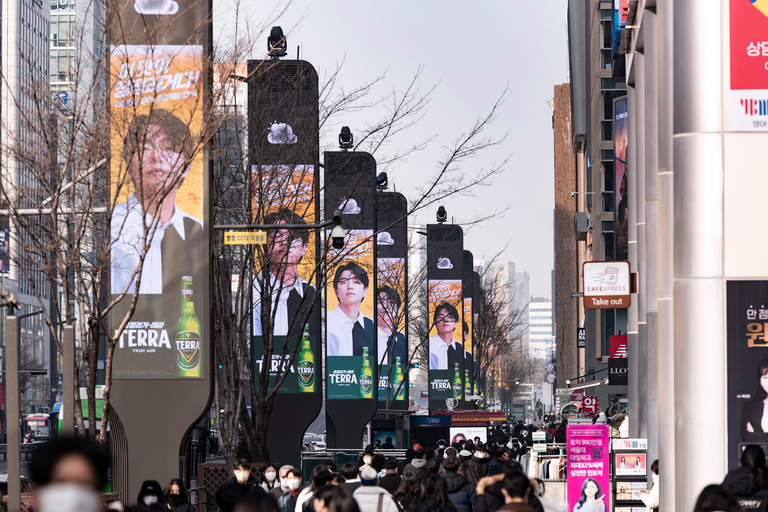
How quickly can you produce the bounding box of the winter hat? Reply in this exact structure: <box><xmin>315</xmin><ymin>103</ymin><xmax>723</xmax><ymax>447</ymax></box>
<box><xmin>137</xmin><ymin>480</ymin><xmax>163</xmax><ymax>503</ymax></box>
<box><xmin>413</xmin><ymin>444</ymin><xmax>423</xmax><ymax>450</ymax></box>
<box><xmin>459</xmin><ymin>450</ymin><xmax>472</xmax><ymax>457</ymax></box>
<box><xmin>360</xmin><ymin>466</ymin><xmax>379</xmax><ymax>486</ymax></box>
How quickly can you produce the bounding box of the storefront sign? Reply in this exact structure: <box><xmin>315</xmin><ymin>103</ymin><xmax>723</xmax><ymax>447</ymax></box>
<box><xmin>567</xmin><ymin>425</ymin><xmax>610</xmax><ymax>512</ymax></box>
<box><xmin>583</xmin><ymin>261</ymin><xmax>631</xmax><ymax>309</ymax></box>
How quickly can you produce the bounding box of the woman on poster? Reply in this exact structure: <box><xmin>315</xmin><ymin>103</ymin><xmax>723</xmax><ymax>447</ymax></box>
<box><xmin>741</xmin><ymin>358</ymin><xmax>768</xmax><ymax>442</ymax></box>
<box><xmin>573</xmin><ymin>479</ymin><xmax>605</xmax><ymax>512</ymax></box>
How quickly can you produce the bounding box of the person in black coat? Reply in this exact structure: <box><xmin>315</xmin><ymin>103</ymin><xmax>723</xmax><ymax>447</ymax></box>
<box><xmin>379</xmin><ymin>460</ymin><xmax>403</xmax><ymax>495</ymax></box>
<box><xmin>723</xmin><ymin>444</ymin><xmax>768</xmax><ymax>512</ymax></box>
<box><xmin>165</xmin><ymin>478</ymin><xmax>198</xmax><ymax>512</ymax></box>
<box><xmin>488</xmin><ymin>446</ymin><xmax>509</xmax><ymax>477</ymax></box>
<box><xmin>471</xmin><ymin>443</ymin><xmax>491</xmax><ymax>477</ymax></box>
<box><xmin>441</xmin><ymin>457</ymin><xmax>477</xmax><ymax>512</ymax></box>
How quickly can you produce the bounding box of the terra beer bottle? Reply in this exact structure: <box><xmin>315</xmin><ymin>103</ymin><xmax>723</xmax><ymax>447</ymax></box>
<box><xmin>297</xmin><ymin>324</ymin><xmax>315</xmax><ymax>392</ymax></box>
<box><xmin>176</xmin><ymin>276</ymin><xmax>201</xmax><ymax>377</ymax></box>
<box><xmin>452</xmin><ymin>363</ymin><xmax>462</xmax><ymax>400</ymax></box>
<box><xmin>393</xmin><ymin>357</ymin><xmax>405</xmax><ymax>401</ymax></box>
<box><xmin>360</xmin><ymin>347</ymin><xmax>373</xmax><ymax>399</ymax></box>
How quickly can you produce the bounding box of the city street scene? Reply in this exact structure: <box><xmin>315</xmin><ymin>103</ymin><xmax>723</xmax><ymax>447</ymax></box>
<box><xmin>0</xmin><ymin>0</ymin><xmax>759</xmax><ymax>511</ymax></box>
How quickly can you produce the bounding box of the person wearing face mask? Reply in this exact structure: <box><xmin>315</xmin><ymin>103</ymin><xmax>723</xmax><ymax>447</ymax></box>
<box><xmin>472</xmin><ymin>443</ymin><xmax>491</xmax><ymax>477</ymax></box>
<box><xmin>263</xmin><ymin>466</ymin><xmax>279</xmax><ymax>492</ymax></box>
<box><xmin>29</xmin><ymin>436</ymin><xmax>110</xmax><ymax>512</ymax></box>
<box><xmin>229</xmin><ymin>460</ymin><xmax>259</xmax><ymax>490</ymax></box>
<box><xmin>277</xmin><ymin>469</ymin><xmax>303</xmax><ymax>512</ymax></box>
<box><xmin>165</xmin><ymin>478</ymin><xmax>197</xmax><ymax>512</ymax></box>
<box><xmin>137</xmin><ymin>480</ymin><xmax>166</xmax><ymax>510</ymax></box>
<box><xmin>270</xmin><ymin>465</ymin><xmax>296</xmax><ymax>500</ymax></box>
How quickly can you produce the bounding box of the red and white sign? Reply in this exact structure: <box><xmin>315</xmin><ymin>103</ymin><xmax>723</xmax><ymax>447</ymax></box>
<box><xmin>570</xmin><ymin>390</ymin><xmax>585</xmax><ymax>402</ymax></box>
<box><xmin>730</xmin><ymin>0</ymin><xmax>768</xmax><ymax>131</ymax></box>
<box><xmin>582</xmin><ymin>396</ymin><xmax>599</xmax><ymax>414</ymax></box>
<box><xmin>583</xmin><ymin>261</ymin><xmax>631</xmax><ymax>309</ymax></box>
<box><xmin>610</xmin><ymin>335</ymin><xmax>628</xmax><ymax>358</ymax></box>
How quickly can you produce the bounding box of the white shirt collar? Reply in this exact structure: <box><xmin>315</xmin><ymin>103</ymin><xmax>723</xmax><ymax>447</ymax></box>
<box><xmin>128</xmin><ymin>193</ymin><xmax>197</xmax><ymax>240</ymax></box>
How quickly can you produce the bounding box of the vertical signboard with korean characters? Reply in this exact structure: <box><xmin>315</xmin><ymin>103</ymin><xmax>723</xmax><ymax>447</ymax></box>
<box><xmin>726</xmin><ymin>281</ymin><xmax>768</xmax><ymax>469</ymax></box>
<box><xmin>376</xmin><ymin>192</ymin><xmax>408</xmax><ymax>409</ymax></box>
<box><xmin>249</xmin><ymin>60</ymin><xmax>321</xmax><ymax>465</ymax></box>
<box><xmin>324</xmin><ymin>152</ymin><xmax>378</xmax><ymax>447</ymax></box>
<box><xmin>108</xmin><ymin>0</ymin><xmax>212</xmax><ymax>497</ymax></box>
<box><xmin>567</xmin><ymin>425</ymin><xmax>610</xmax><ymax>512</ymax></box>
<box><xmin>427</xmin><ymin>224</ymin><xmax>464</xmax><ymax>413</ymax></box>
<box><xmin>729</xmin><ymin>0</ymin><xmax>768</xmax><ymax>130</ymax></box>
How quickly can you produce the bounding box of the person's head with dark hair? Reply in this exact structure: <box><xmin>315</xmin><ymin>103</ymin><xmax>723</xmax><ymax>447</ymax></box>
<box><xmin>442</xmin><ymin>456</ymin><xmax>461</xmax><ymax>473</ymax></box>
<box><xmin>393</xmin><ymin>471</ymin><xmax>422</xmax><ymax>509</ymax></box>
<box><xmin>371</xmin><ymin>454</ymin><xmax>386</xmax><ymax>472</ymax></box>
<box><xmin>340</xmin><ymin>462</ymin><xmax>359</xmax><ymax>482</ymax></box>
<box><xmin>742</xmin><ymin>444</ymin><xmax>766</xmax><ymax>469</ymax></box>
<box><xmin>693</xmin><ymin>485</ymin><xmax>741</xmax><ymax>512</ymax></box>
<box><xmin>310</xmin><ymin>467</ymin><xmax>334</xmax><ymax>492</ymax></box>
<box><xmin>264</xmin><ymin>208</ymin><xmax>310</xmax><ymax>285</ymax></box>
<box><xmin>444</xmin><ymin>447</ymin><xmax>458</xmax><ymax>459</ymax></box>
<box><xmin>324</xmin><ymin>459</ymin><xmax>338</xmax><ymax>473</ymax></box>
<box><xmin>232</xmin><ymin>488</ymin><xmax>279</xmax><ymax>512</ymax></box>
<box><xmin>651</xmin><ymin>459</ymin><xmax>659</xmax><ymax>476</ymax></box>
<box><xmin>500</xmin><ymin>471</ymin><xmax>531</xmax><ymax>503</ymax></box>
<box><xmin>333</xmin><ymin>261</ymin><xmax>369</xmax><ymax>316</ymax></box>
<box><xmin>313</xmin><ymin>485</ymin><xmax>341</xmax><ymax>512</ymax></box>
<box><xmin>165</xmin><ymin>478</ymin><xmax>190</xmax><ymax>507</ymax></box>
<box><xmin>459</xmin><ymin>461</ymin><xmax>480</xmax><ymax>487</ymax></box>
<box><xmin>492</xmin><ymin>445</ymin><xmax>510</xmax><ymax>462</ymax></box>
<box><xmin>426</xmin><ymin>458</ymin><xmax>441</xmax><ymax>475</ymax></box>
<box><xmin>377</xmin><ymin>285</ymin><xmax>401</xmax><ymax>334</ymax></box>
<box><xmin>420</xmin><ymin>474</ymin><xmax>457</xmax><ymax>512</ymax></box>
<box><xmin>414</xmin><ymin>448</ymin><xmax>425</xmax><ymax>460</ymax></box>
<box><xmin>375</xmin><ymin>439</ymin><xmax>382</xmax><ymax>449</ymax></box>
<box><xmin>326</xmin><ymin>489</ymin><xmax>361</xmax><ymax>512</ymax></box>
<box><xmin>385</xmin><ymin>459</ymin><xmax>399</xmax><ymax>472</ymax></box>
<box><xmin>285</xmin><ymin>468</ymin><xmax>302</xmax><ymax>493</ymax></box>
<box><xmin>425</xmin><ymin>447</ymin><xmax>436</xmax><ymax>460</ymax></box>
<box><xmin>502</xmin><ymin>460</ymin><xmax>523</xmax><ymax>475</ymax></box>
<box><xmin>434</xmin><ymin>303</ymin><xmax>459</xmax><ymax>343</ymax></box>
<box><xmin>405</xmin><ymin>448</ymin><xmax>416</xmax><ymax>460</ymax></box>
<box><xmin>30</xmin><ymin>436</ymin><xmax>110</xmax><ymax>512</ymax></box>
<box><xmin>234</xmin><ymin>459</ymin><xmax>252</xmax><ymax>485</ymax></box>
<box><xmin>216</xmin><ymin>481</ymin><xmax>249</xmax><ymax>512</ymax></box>
<box><xmin>122</xmin><ymin>108</ymin><xmax>195</xmax><ymax>214</ymax></box>
<box><xmin>462</xmin><ymin>322</ymin><xmax>469</xmax><ymax>341</ymax></box>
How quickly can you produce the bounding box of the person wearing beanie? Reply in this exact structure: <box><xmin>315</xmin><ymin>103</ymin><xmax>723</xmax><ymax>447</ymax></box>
<box><xmin>352</xmin><ymin>466</ymin><xmax>399</xmax><ymax>512</ymax></box>
<box><xmin>137</xmin><ymin>480</ymin><xmax>166</xmax><ymax>510</ymax></box>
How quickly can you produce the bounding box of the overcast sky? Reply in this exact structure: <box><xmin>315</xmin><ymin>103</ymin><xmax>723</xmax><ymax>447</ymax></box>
<box><xmin>215</xmin><ymin>1</ymin><xmax>569</xmax><ymax>298</ymax></box>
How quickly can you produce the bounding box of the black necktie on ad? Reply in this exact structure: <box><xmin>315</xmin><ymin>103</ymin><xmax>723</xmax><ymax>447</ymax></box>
<box><xmin>352</xmin><ymin>321</ymin><xmax>366</xmax><ymax>356</ymax></box>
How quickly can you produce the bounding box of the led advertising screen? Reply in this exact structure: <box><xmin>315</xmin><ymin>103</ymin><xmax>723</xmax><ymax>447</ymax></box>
<box><xmin>614</xmin><ymin>96</ymin><xmax>628</xmax><ymax>262</ymax></box>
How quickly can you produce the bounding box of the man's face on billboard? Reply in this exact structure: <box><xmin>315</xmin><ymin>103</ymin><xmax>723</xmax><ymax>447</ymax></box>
<box><xmin>335</xmin><ymin>270</ymin><xmax>367</xmax><ymax>307</ymax></box>
<box><xmin>267</xmin><ymin>221</ymin><xmax>307</xmax><ymax>272</ymax></box>
<box><xmin>377</xmin><ymin>291</ymin><xmax>399</xmax><ymax>330</ymax></box>
<box><xmin>436</xmin><ymin>308</ymin><xmax>457</xmax><ymax>337</ymax></box>
<box><xmin>128</xmin><ymin>124</ymin><xmax>188</xmax><ymax>203</ymax></box>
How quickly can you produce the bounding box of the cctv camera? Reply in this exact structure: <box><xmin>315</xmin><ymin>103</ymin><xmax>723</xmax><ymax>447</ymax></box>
<box><xmin>570</xmin><ymin>191</ymin><xmax>575</xmax><ymax>197</ymax></box>
<box><xmin>330</xmin><ymin>225</ymin><xmax>345</xmax><ymax>249</ymax></box>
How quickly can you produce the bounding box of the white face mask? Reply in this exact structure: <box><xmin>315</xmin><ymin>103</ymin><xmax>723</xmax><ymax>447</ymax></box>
<box><xmin>144</xmin><ymin>496</ymin><xmax>159</xmax><ymax>505</ymax></box>
<box><xmin>281</xmin><ymin>478</ymin><xmax>290</xmax><ymax>490</ymax></box>
<box><xmin>363</xmin><ymin>457</ymin><xmax>372</xmax><ymax>465</ymax></box>
<box><xmin>288</xmin><ymin>479</ymin><xmax>300</xmax><ymax>491</ymax></box>
<box><xmin>235</xmin><ymin>470</ymin><xmax>249</xmax><ymax>484</ymax></box>
<box><xmin>38</xmin><ymin>484</ymin><xmax>101</xmax><ymax>512</ymax></box>
<box><xmin>265</xmin><ymin>471</ymin><xmax>277</xmax><ymax>482</ymax></box>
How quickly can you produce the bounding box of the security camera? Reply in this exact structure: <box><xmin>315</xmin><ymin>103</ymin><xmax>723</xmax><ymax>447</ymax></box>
<box><xmin>330</xmin><ymin>225</ymin><xmax>346</xmax><ymax>249</ymax></box>
<box><xmin>570</xmin><ymin>191</ymin><xmax>575</xmax><ymax>197</ymax></box>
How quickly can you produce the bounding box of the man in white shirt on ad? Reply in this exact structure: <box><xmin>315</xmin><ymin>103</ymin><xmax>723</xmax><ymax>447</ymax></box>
<box><xmin>327</xmin><ymin>261</ymin><xmax>374</xmax><ymax>357</ymax></box>
<box><xmin>429</xmin><ymin>303</ymin><xmax>463</xmax><ymax>370</ymax></box>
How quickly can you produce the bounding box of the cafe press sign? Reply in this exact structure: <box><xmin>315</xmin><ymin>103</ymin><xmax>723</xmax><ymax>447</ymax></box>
<box><xmin>583</xmin><ymin>261</ymin><xmax>631</xmax><ymax>309</ymax></box>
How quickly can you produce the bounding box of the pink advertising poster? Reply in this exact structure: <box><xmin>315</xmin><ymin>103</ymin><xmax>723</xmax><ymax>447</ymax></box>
<box><xmin>567</xmin><ymin>425</ymin><xmax>610</xmax><ymax>512</ymax></box>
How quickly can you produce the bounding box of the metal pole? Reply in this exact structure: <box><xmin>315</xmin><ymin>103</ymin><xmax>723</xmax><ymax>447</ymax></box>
<box><xmin>7</xmin><ymin>315</ymin><xmax>19</xmax><ymax>512</ymax></box>
<box><xmin>63</xmin><ymin>325</ymin><xmax>74</xmax><ymax>435</ymax></box>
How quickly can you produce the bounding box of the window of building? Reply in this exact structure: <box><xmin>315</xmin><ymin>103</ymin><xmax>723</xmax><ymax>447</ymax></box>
<box><xmin>601</xmin><ymin>78</ymin><xmax>627</xmax><ymax>90</ymax></box>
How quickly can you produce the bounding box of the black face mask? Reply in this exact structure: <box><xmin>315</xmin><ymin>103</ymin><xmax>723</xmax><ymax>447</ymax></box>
<box><xmin>168</xmin><ymin>495</ymin><xmax>182</xmax><ymax>506</ymax></box>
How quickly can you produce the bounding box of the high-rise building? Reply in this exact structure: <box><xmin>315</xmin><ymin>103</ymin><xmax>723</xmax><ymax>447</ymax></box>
<box><xmin>529</xmin><ymin>297</ymin><xmax>554</xmax><ymax>361</ymax></box>
<box><xmin>514</xmin><ymin>269</ymin><xmax>530</xmax><ymax>351</ymax></box>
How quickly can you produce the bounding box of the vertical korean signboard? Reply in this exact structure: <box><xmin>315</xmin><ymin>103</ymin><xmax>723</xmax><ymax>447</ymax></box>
<box><xmin>726</xmin><ymin>281</ymin><xmax>768</xmax><ymax>469</ymax></box>
<box><xmin>427</xmin><ymin>224</ymin><xmax>464</xmax><ymax>413</ymax></box>
<box><xmin>567</xmin><ymin>425</ymin><xmax>610</xmax><ymax>512</ymax></box>
<box><xmin>324</xmin><ymin>152</ymin><xmax>378</xmax><ymax>447</ymax></box>
<box><xmin>729</xmin><ymin>0</ymin><xmax>768</xmax><ymax>130</ymax></box>
<box><xmin>108</xmin><ymin>0</ymin><xmax>212</xmax><ymax>497</ymax></box>
<box><xmin>614</xmin><ymin>97</ymin><xmax>628</xmax><ymax>261</ymax></box>
<box><xmin>376</xmin><ymin>192</ymin><xmax>408</xmax><ymax>409</ymax></box>
<box><xmin>249</xmin><ymin>60</ymin><xmax>321</xmax><ymax>465</ymax></box>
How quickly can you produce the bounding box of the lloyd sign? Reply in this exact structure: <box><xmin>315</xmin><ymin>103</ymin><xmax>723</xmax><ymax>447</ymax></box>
<box><xmin>583</xmin><ymin>261</ymin><xmax>631</xmax><ymax>309</ymax></box>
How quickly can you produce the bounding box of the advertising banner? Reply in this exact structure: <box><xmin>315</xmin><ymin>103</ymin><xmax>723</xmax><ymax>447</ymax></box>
<box><xmin>729</xmin><ymin>0</ymin><xmax>768</xmax><ymax>131</ymax></box>
<box><xmin>567</xmin><ymin>425</ymin><xmax>610</xmax><ymax>512</ymax></box>
<box><xmin>726</xmin><ymin>281</ymin><xmax>768</xmax><ymax>468</ymax></box>
<box><xmin>248</xmin><ymin>60</ymin><xmax>321</xmax><ymax>466</ymax></box>
<box><xmin>324</xmin><ymin>151</ymin><xmax>378</xmax><ymax>447</ymax></box>
<box><xmin>583</xmin><ymin>261</ymin><xmax>631</xmax><ymax>309</ymax></box>
<box><xmin>614</xmin><ymin>453</ymin><xmax>646</xmax><ymax>476</ymax></box>
<box><xmin>110</xmin><ymin>44</ymin><xmax>206</xmax><ymax>379</ymax></box>
<box><xmin>427</xmin><ymin>224</ymin><xmax>464</xmax><ymax>413</ymax></box>
<box><xmin>462</xmin><ymin>250</ymin><xmax>477</xmax><ymax>405</ymax></box>
<box><xmin>449</xmin><ymin>426</ymin><xmax>487</xmax><ymax>445</ymax></box>
<box><xmin>376</xmin><ymin>192</ymin><xmax>408</xmax><ymax>408</ymax></box>
<box><xmin>614</xmin><ymin>97</ymin><xmax>628</xmax><ymax>261</ymax></box>
<box><xmin>578</xmin><ymin>327</ymin><xmax>586</xmax><ymax>349</ymax></box>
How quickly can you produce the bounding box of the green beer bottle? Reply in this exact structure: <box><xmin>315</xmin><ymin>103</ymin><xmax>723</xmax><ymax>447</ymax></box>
<box><xmin>452</xmin><ymin>363</ymin><xmax>462</xmax><ymax>400</ymax></box>
<box><xmin>393</xmin><ymin>357</ymin><xmax>405</xmax><ymax>401</ymax></box>
<box><xmin>297</xmin><ymin>324</ymin><xmax>314</xmax><ymax>392</ymax></box>
<box><xmin>473</xmin><ymin>380</ymin><xmax>479</xmax><ymax>397</ymax></box>
<box><xmin>360</xmin><ymin>347</ymin><xmax>373</xmax><ymax>399</ymax></box>
<box><xmin>464</xmin><ymin>369</ymin><xmax>471</xmax><ymax>397</ymax></box>
<box><xmin>176</xmin><ymin>276</ymin><xmax>201</xmax><ymax>377</ymax></box>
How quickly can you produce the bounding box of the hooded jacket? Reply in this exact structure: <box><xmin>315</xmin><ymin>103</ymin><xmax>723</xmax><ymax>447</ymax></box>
<box><xmin>353</xmin><ymin>486</ymin><xmax>400</xmax><ymax>512</ymax></box>
<box><xmin>472</xmin><ymin>454</ymin><xmax>491</xmax><ymax>477</ymax></box>
<box><xmin>442</xmin><ymin>472</ymin><xmax>478</xmax><ymax>512</ymax></box>
<box><xmin>723</xmin><ymin>467</ymin><xmax>768</xmax><ymax>512</ymax></box>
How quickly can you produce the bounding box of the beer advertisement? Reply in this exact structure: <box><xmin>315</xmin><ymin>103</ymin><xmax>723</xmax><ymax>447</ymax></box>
<box><xmin>376</xmin><ymin>192</ymin><xmax>408</xmax><ymax>407</ymax></box>
<box><xmin>110</xmin><ymin>44</ymin><xmax>206</xmax><ymax>379</ymax></box>
<box><xmin>726</xmin><ymin>281</ymin><xmax>768</xmax><ymax>468</ymax></box>
<box><xmin>427</xmin><ymin>224</ymin><xmax>464</xmax><ymax>412</ymax></box>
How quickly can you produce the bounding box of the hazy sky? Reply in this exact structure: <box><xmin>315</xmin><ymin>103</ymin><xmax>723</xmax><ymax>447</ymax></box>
<box><xmin>214</xmin><ymin>1</ymin><xmax>569</xmax><ymax>297</ymax></box>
